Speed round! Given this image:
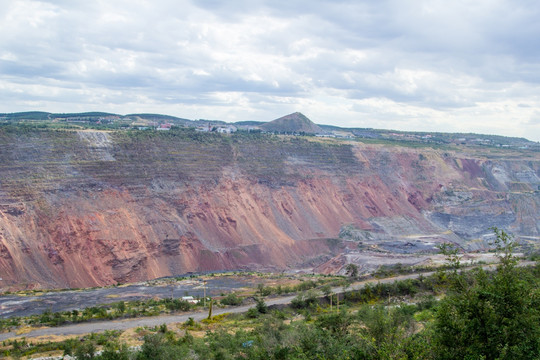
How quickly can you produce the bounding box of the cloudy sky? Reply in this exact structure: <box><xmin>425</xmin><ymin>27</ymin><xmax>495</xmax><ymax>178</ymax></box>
<box><xmin>1</xmin><ymin>0</ymin><xmax>540</xmax><ymax>141</ymax></box>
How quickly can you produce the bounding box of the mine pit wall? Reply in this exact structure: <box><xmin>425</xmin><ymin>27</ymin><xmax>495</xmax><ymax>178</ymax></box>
<box><xmin>0</xmin><ymin>129</ymin><xmax>538</xmax><ymax>289</ymax></box>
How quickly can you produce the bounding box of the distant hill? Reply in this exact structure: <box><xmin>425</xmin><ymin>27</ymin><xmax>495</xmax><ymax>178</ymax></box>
<box><xmin>259</xmin><ymin>112</ymin><xmax>324</xmax><ymax>134</ymax></box>
<box><xmin>234</xmin><ymin>120</ymin><xmax>265</xmax><ymax>126</ymax></box>
<box><xmin>0</xmin><ymin>111</ymin><xmax>120</xmax><ymax>121</ymax></box>
<box><xmin>52</xmin><ymin>112</ymin><xmax>119</xmax><ymax>119</ymax></box>
<box><xmin>127</xmin><ymin>113</ymin><xmax>193</xmax><ymax>125</ymax></box>
<box><xmin>127</xmin><ymin>113</ymin><xmax>190</xmax><ymax>121</ymax></box>
<box><xmin>0</xmin><ymin>111</ymin><xmax>51</xmax><ymax>120</ymax></box>
<box><xmin>0</xmin><ymin>110</ymin><xmax>537</xmax><ymax>148</ymax></box>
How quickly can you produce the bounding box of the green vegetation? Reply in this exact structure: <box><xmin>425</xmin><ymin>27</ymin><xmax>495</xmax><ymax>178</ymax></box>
<box><xmin>433</xmin><ymin>229</ymin><xmax>540</xmax><ymax>359</ymax></box>
<box><xmin>355</xmin><ymin>136</ymin><xmax>459</xmax><ymax>151</ymax></box>
<box><xmin>1</xmin><ymin>111</ymin><xmax>537</xmax><ymax>152</ymax></box>
<box><xmin>345</xmin><ymin>263</ymin><xmax>359</xmax><ymax>278</ymax></box>
<box><xmin>0</xmin><ymin>273</ymin><xmax>344</xmax><ymax>334</ymax></box>
<box><xmin>2</xmin><ymin>228</ymin><xmax>537</xmax><ymax>359</ymax></box>
<box><xmin>220</xmin><ymin>292</ymin><xmax>243</xmax><ymax>306</ymax></box>
<box><xmin>1</xmin><ymin>330</ymin><xmax>123</xmax><ymax>359</ymax></box>
<box><xmin>0</xmin><ymin>297</ymin><xmax>194</xmax><ymax>332</ymax></box>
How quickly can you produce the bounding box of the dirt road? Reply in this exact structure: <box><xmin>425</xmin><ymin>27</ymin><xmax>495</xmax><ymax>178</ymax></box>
<box><xmin>5</xmin><ymin>261</ymin><xmax>535</xmax><ymax>341</ymax></box>
<box><xmin>0</xmin><ymin>271</ymin><xmax>435</xmax><ymax>341</ymax></box>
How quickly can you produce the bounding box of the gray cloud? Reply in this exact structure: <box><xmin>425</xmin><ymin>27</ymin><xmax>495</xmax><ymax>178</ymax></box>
<box><xmin>0</xmin><ymin>0</ymin><xmax>539</xmax><ymax>140</ymax></box>
<box><xmin>528</xmin><ymin>112</ymin><xmax>540</xmax><ymax>125</ymax></box>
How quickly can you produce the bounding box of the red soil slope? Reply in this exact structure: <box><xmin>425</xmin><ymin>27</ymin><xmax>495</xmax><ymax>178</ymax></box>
<box><xmin>0</xmin><ymin>130</ymin><xmax>538</xmax><ymax>288</ymax></box>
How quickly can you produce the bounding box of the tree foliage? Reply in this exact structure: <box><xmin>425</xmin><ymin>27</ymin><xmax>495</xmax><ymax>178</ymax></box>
<box><xmin>433</xmin><ymin>228</ymin><xmax>540</xmax><ymax>360</ymax></box>
<box><xmin>345</xmin><ymin>263</ymin><xmax>359</xmax><ymax>278</ymax></box>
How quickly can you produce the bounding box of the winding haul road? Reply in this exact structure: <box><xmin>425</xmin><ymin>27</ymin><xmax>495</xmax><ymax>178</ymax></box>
<box><xmin>0</xmin><ymin>272</ymin><xmax>432</xmax><ymax>341</ymax></box>
<box><xmin>1</xmin><ymin>261</ymin><xmax>533</xmax><ymax>341</ymax></box>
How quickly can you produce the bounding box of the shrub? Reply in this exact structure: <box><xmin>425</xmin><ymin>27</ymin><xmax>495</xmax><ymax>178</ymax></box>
<box><xmin>246</xmin><ymin>308</ymin><xmax>259</xmax><ymax>319</ymax></box>
<box><xmin>290</xmin><ymin>290</ymin><xmax>319</xmax><ymax>309</ymax></box>
<box><xmin>433</xmin><ymin>228</ymin><xmax>540</xmax><ymax>359</ymax></box>
<box><xmin>220</xmin><ymin>292</ymin><xmax>243</xmax><ymax>306</ymax></box>
<box><xmin>255</xmin><ymin>298</ymin><xmax>268</xmax><ymax>314</ymax></box>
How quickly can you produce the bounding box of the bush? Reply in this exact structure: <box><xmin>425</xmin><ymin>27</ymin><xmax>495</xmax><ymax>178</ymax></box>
<box><xmin>163</xmin><ymin>298</ymin><xmax>191</xmax><ymax>312</ymax></box>
<box><xmin>220</xmin><ymin>292</ymin><xmax>243</xmax><ymax>306</ymax></box>
<box><xmin>184</xmin><ymin>317</ymin><xmax>195</xmax><ymax>327</ymax></box>
<box><xmin>315</xmin><ymin>311</ymin><xmax>351</xmax><ymax>335</ymax></box>
<box><xmin>295</xmin><ymin>280</ymin><xmax>317</xmax><ymax>292</ymax></box>
<box><xmin>246</xmin><ymin>307</ymin><xmax>259</xmax><ymax>319</ymax></box>
<box><xmin>255</xmin><ymin>298</ymin><xmax>268</xmax><ymax>314</ymax></box>
<box><xmin>257</xmin><ymin>283</ymin><xmax>272</xmax><ymax>296</ymax></box>
<box><xmin>74</xmin><ymin>341</ymin><xmax>96</xmax><ymax>360</ymax></box>
<box><xmin>290</xmin><ymin>290</ymin><xmax>319</xmax><ymax>309</ymax></box>
<box><xmin>433</xmin><ymin>228</ymin><xmax>540</xmax><ymax>360</ymax></box>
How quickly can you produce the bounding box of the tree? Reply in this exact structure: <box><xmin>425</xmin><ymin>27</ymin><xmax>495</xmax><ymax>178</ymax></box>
<box><xmin>358</xmin><ymin>304</ymin><xmax>419</xmax><ymax>358</ymax></box>
<box><xmin>437</xmin><ymin>242</ymin><xmax>462</xmax><ymax>271</ymax></box>
<box><xmin>321</xmin><ymin>284</ymin><xmax>332</xmax><ymax>298</ymax></box>
<box><xmin>74</xmin><ymin>341</ymin><xmax>96</xmax><ymax>360</ymax></box>
<box><xmin>98</xmin><ymin>343</ymin><xmax>131</xmax><ymax>360</ymax></box>
<box><xmin>433</xmin><ymin>228</ymin><xmax>540</xmax><ymax>360</ymax></box>
<box><xmin>315</xmin><ymin>311</ymin><xmax>351</xmax><ymax>336</ymax></box>
<box><xmin>115</xmin><ymin>301</ymin><xmax>126</xmax><ymax>315</ymax></box>
<box><xmin>257</xmin><ymin>283</ymin><xmax>271</xmax><ymax>296</ymax></box>
<box><xmin>255</xmin><ymin>297</ymin><xmax>268</xmax><ymax>314</ymax></box>
<box><xmin>220</xmin><ymin>292</ymin><xmax>243</xmax><ymax>306</ymax></box>
<box><xmin>207</xmin><ymin>298</ymin><xmax>213</xmax><ymax>319</ymax></box>
<box><xmin>345</xmin><ymin>263</ymin><xmax>359</xmax><ymax>279</ymax></box>
<box><xmin>321</xmin><ymin>284</ymin><xmax>333</xmax><ymax>309</ymax></box>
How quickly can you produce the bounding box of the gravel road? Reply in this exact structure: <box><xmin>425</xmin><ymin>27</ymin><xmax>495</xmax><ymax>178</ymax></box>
<box><xmin>4</xmin><ymin>261</ymin><xmax>533</xmax><ymax>341</ymax></box>
<box><xmin>0</xmin><ymin>271</ymin><xmax>432</xmax><ymax>341</ymax></box>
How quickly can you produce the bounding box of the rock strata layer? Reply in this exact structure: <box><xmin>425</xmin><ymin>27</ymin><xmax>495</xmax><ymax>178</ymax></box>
<box><xmin>0</xmin><ymin>129</ymin><xmax>538</xmax><ymax>288</ymax></box>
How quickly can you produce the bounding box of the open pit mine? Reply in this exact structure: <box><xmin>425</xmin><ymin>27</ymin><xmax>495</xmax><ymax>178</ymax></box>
<box><xmin>0</xmin><ymin>126</ymin><xmax>538</xmax><ymax>289</ymax></box>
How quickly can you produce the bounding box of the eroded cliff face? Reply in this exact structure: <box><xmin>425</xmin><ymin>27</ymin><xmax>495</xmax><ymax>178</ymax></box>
<box><xmin>0</xmin><ymin>129</ymin><xmax>538</xmax><ymax>288</ymax></box>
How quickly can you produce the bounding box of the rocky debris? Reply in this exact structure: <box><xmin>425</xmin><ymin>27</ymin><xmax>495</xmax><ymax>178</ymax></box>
<box><xmin>77</xmin><ymin>130</ymin><xmax>115</xmax><ymax>161</ymax></box>
<box><xmin>315</xmin><ymin>251</ymin><xmax>433</xmax><ymax>276</ymax></box>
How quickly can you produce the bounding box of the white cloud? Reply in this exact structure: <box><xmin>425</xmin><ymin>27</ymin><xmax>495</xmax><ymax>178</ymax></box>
<box><xmin>0</xmin><ymin>0</ymin><xmax>539</xmax><ymax>141</ymax></box>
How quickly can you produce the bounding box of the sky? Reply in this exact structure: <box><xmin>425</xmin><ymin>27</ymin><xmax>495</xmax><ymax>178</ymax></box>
<box><xmin>1</xmin><ymin>0</ymin><xmax>540</xmax><ymax>141</ymax></box>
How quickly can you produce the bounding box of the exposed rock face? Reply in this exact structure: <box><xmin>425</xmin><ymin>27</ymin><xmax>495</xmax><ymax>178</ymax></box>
<box><xmin>0</xmin><ymin>128</ymin><xmax>538</xmax><ymax>288</ymax></box>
